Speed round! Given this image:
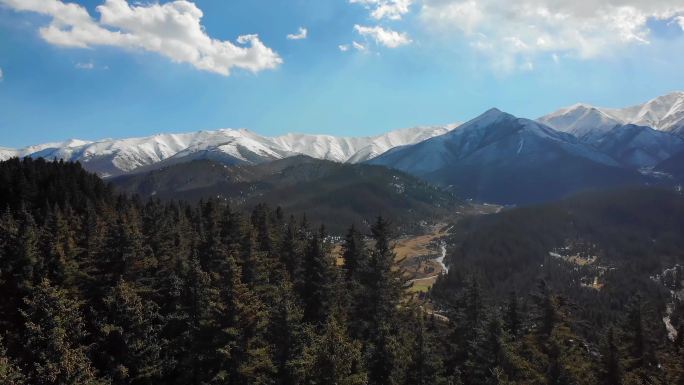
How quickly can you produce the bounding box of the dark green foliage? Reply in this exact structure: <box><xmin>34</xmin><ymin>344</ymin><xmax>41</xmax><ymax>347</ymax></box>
<box><xmin>302</xmin><ymin>227</ymin><xmax>336</xmax><ymax>324</ymax></box>
<box><xmin>95</xmin><ymin>279</ymin><xmax>163</xmax><ymax>384</ymax></box>
<box><xmin>294</xmin><ymin>317</ymin><xmax>367</xmax><ymax>385</ymax></box>
<box><xmin>0</xmin><ymin>336</ymin><xmax>25</xmax><ymax>385</ymax></box>
<box><xmin>601</xmin><ymin>327</ymin><xmax>622</xmax><ymax>385</ymax></box>
<box><xmin>2</xmin><ymin>158</ymin><xmax>684</xmax><ymax>385</ymax></box>
<box><xmin>111</xmin><ymin>157</ymin><xmax>461</xmax><ymax>234</ymax></box>
<box><xmin>21</xmin><ymin>279</ymin><xmax>107</xmax><ymax>385</ymax></box>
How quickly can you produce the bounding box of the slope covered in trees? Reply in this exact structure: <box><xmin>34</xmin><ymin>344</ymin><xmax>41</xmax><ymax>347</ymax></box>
<box><xmin>1</xmin><ymin>158</ymin><xmax>684</xmax><ymax>385</ymax></box>
<box><xmin>110</xmin><ymin>156</ymin><xmax>461</xmax><ymax>233</ymax></box>
<box><xmin>432</xmin><ymin>188</ymin><xmax>684</xmax><ymax>384</ymax></box>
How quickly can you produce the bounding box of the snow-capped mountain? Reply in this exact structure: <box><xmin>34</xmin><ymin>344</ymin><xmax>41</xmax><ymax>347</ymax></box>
<box><xmin>369</xmin><ymin>109</ymin><xmax>644</xmax><ymax>204</ymax></box>
<box><xmin>539</xmin><ymin>92</ymin><xmax>684</xmax><ymax>137</ymax></box>
<box><xmin>583</xmin><ymin>124</ymin><xmax>684</xmax><ymax>168</ymax></box>
<box><xmin>0</xmin><ymin>125</ymin><xmax>455</xmax><ymax>177</ymax></box>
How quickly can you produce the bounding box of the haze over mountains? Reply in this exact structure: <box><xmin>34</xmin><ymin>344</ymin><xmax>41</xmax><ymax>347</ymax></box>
<box><xmin>3</xmin><ymin>91</ymin><xmax>684</xmax><ymax>205</ymax></box>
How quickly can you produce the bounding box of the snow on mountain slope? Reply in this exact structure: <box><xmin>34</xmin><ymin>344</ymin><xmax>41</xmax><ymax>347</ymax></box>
<box><xmin>369</xmin><ymin>109</ymin><xmax>643</xmax><ymax>204</ymax></box>
<box><xmin>371</xmin><ymin>108</ymin><xmax>619</xmax><ymax>174</ymax></box>
<box><xmin>271</xmin><ymin>125</ymin><xmax>454</xmax><ymax>163</ymax></box>
<box><xmin>1</xmin><ymin>125</ymin><xmax>455</xmax><ymax>177</ymax></box>
<box><xmin>538</xmin><ymin>104</ymin><xmax>622</xmax><ymax>141</ymax></box>
<box><xmin>0</xmin><ymin>148</ymin><xmax>19</xmax><ymax>161</ymax></box>
<box><xmin>540</xmin><ymin>92</ymin><xmax>684</xmax><ymax>137</ymax></box>
<box><xmin>586</xmin><ymin>124</ymin><xmax>684</xmax><ymax>168</ymax></box>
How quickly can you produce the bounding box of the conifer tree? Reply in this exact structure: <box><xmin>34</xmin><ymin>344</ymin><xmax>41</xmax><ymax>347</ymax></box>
<box><xmin>41</xmin><ymin>207</ymin><xmax>80</xmax><ymax>287</ymax></box>
<box><xmin>15</xmin><ymin>209</ymin><xmax>40</xmax><ymax>291</ymax></box>
<box><xmin>295</xmin><ymin>317</ymin><xmax>367</xmax><ymax>385</ymax></box>
<box><xmin>21</xmin><ymin>278</ymin><xmax>107</xmax><ymax>385</ymax></box>
<box><xmin>278</xmin><ymin>217</ymin><xmax>303</xmax><ymax>283</ymax></box>
<box><xmin>601</xmin><ymin>327</ymin><xmax>622</xmax><ymax>385</ymax></box>
<box><xmin>342</xmin><ymin>225</ymin><xmax>371</xmax><ymax>338</ymax></box>
<box><xmin>405</xmin><ymin>312</ymin><xmax>446</xmax><ymax>385</ymax></box>
<box><xmin>367</xmin><ymin>322</ymin><xmax>408</xmax><ymax>385</ymax></box>
<box><xmin>302</xmin><ymin>227</ymin><xmax>335</xmax><ymax>324</ymax></box>
<box><xmin>172</xmin><ymin>255</ymin><xmax>222</xmax><ymax>385</ymax></box>
<box><xmin>504</xmin><ymin>291</ymin><xmax>520</xmax><ymax>338</ymax></box>
<box><xmin>268</xmin><ymin>279</ymin><xmax>305</xmax><ymax>385</ymax></box>
<box><xmin>0</xmin><ymin>336</ymin><xmax>25</xmax><ymax>385</ymax></box>
<box><xmin>367</xmin><ymin>217</ymin><xmax>402</xmax><ymax>329</ymax></box>
<box><xmin>215</xmin><ymin>246</ymin><xmax>276</xmax><ymax>385</ymax></box>
<box><xmin>96</xmin><ymin>279</ymin><xmax>164</xmax><ymax>385</ymax></box>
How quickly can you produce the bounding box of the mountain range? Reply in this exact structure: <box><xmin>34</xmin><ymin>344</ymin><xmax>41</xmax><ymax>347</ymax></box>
<box><xmin>538</xmin><ymin>91</ymin><xmax>684</xmax><ymax>138</ymax></box>
<box><xmin>3</xmin><ymin>91</ymin><xmax>684</xmax><ymax>205</ymax></box>
<box><xmin>368</xmin><ymin>108</ymin><xmax>646</xmax><ymax>204</ymax></box>
<box><xmin>0</xmin><ymin>125</ymin><xmax>455</xmax><ymax>177</ymax></box>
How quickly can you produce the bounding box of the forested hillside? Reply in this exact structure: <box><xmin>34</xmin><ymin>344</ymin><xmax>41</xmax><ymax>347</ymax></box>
<box><xmin>432</xmin><ymin>188</ymin><xmax>684</xmax><ymax>384</ymax></box>
<box><xmin>1</xmin><ymin>158</ymin><xmax>683</xmax><ymax>385</ymax></box>
<box><xmin>111</xmin><ymin>156</ymin><xmax>461</xmax><ymax>233</ymax></box>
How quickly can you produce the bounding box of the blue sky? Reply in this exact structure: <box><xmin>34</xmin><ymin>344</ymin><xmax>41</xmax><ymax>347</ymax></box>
<box><xmin>1</xmin><ymin>0</ymin><xmax>684</xmax><ymax>148</ymax></box>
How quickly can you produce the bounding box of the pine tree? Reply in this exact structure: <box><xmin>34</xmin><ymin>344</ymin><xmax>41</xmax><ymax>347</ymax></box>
<box><xmin>622</xmin><ymin>295</ymin><xmax>658</xmax><ymax>374</ymax></box>
<box><xmin>215</xmin><ymin>248</ymin><xmax>276</xmax><ymax>385</ymax></box>
<box><xmin>21</xmin><ymin>278</ymin><xmax>107</xmax><ymax>385</ymax></box>
<box><xmin>278</xmin><ymin>217</ymin><xmax>301</xmax><ymax>281</ymax></box>
<box><xmin>15</xmin><ymin>209</ymin><xmax>40</xmax><ymax>291</ymax></box>
<box><xmin>268</xmin><ymin>279</ymin><xmax>305</xmax><ymax>385</ymax></box>
<box><xmin>342</xmin><ymin>225</ymin><xmax>368</xmax><ymax>283</ymax></box>
<box><xmin>171</xmin><ymin>255</ymin><xmax>222</xmax><ymax>385</ymax></box>
<box><xmin>404</xmin><ymin>312</ymin><xmax>446</xmax><ymax>385</ymax></box>
<box><xmin>295</xmin><ymin>317</ymin><xmax>367</xmax><ymax>385</ymax></box>
<box><xmin>342</xmin><ymin>225</ymin><xmax>371</xmax><ymax>339</ymax></box>
<box><xmin>41</xmin><ymin>207</ymin><xmax>80</xmax><ymax>287</ymax></box>
<box><xmin>302</xmin><ymin>227</ymin><xmax>335</xmax><ymax>324</ymax></box>
<box><xmin>531</xmin><ymin>280</ymin><xmax>557</xmax><ymax>337</ymax></box>
<box><xmin>96</xmin><ymin>279</ymin><xmax>164</xmax><ymax>385</ymax></box>
<box><xmin>367</xmin><ymin>217</ymin><xmax>402</xmax><ymax>330</ymax></box>
<box><xmin>0</xmin><ymin>336</ymin><xmax>25</xmax><ymax>385</ymax></box>
<box><xmin>367</xmin><ymin>322</ymin><xmax>408</xmax><ymax>385</ymax></box>
<box><xmin>504</xmin><ymin>291</ymin><xmax>520</xmax><ymax>338</ymax></box>
<box><xmin>464</xmin><ymin>315</ymin><xmax>507</xmax><ymax>384</ymax></box>
<box><xmin>601</xmin><ymin>327</ymin><xmax>622</xmax><ymax>385</ymax></box>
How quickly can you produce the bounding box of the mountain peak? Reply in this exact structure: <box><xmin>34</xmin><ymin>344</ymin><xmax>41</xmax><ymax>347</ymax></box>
<box><xmin>465</xmin><ymin>108</ymin><xmax>515</xmax><ymax>127</ymax></box>
<box><xmin>540</xmin><ymin>91</ymin><xmax>684</xmax><ymax>136</ymax></box>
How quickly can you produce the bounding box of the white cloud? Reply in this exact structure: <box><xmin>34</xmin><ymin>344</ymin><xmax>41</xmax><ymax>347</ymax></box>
<box><xmin>287</xmin><ymin>27</ymin><xmax>308</xmax><ymax>40</ymax></box>
<box><xmin>350</xmin><ymin>0</ymin><xmax>413</xmax><ymax>20</ymax></box>
<box><xmin>354</xmin><ymin>24</ymin><xmax>411</xmax><ymax>48</ymax></box>
<box><xmin>75</xmin><ymin>61</ymin><xmax>94</xmax><ymax>70</ymax></box>
<box><xmin>676</xmin><ymin>15</ymin><xmax>684</xmax><ymax>30</ymax></box>
<box><xmin>0</xmin><ymin>67</ymin><xmax>3</xmax><ymax>81</ymax></box>
<box><xmin>420</xmin><ymin>0</ymin><xmax>684</xmax><ymax>70</ymax></box>
<box><xmin>338</xmin><ymin>44</ymin><xmax>350</xmax><ymax>51</ymax></box>
<box><xmin>353</xmin><ymin>41</ymin><xmax>368</xmax><ymax>51</ymax></box>
<box><xmin>0</xmin><ymin>0</ymin><xmax>282</xmax><ymax>76</ymax></box>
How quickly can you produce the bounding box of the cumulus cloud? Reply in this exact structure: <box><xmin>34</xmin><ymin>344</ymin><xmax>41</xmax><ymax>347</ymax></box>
<box><xmin>287</xmin><ymin>27</ymin><xmax>308</xmax><ymax>40</ymax></box>
<box><xmin>0</xmin><ymin>0</ymin><xmax>282</xmax><ymax>76</ymax></box>
<box><xmin>354</xmin><ymin>24</ymin><xmax>411</xmax><ymax>47</ymax></box>
<box><xmin>350</xmin><ymin>0</ymin><xmax>413</xmax><ymax>20</ymax></box>
<box><xmin>420</xmin><ymin>0</ymin><xmax>684</xmax><ymax>69</ymax></box>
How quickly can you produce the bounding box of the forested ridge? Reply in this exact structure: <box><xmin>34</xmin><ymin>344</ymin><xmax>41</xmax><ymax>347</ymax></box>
<box><xmin>1</xmin><ymin>157</ymin><xmax>683</xmax><ymax>385</ymax></box>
